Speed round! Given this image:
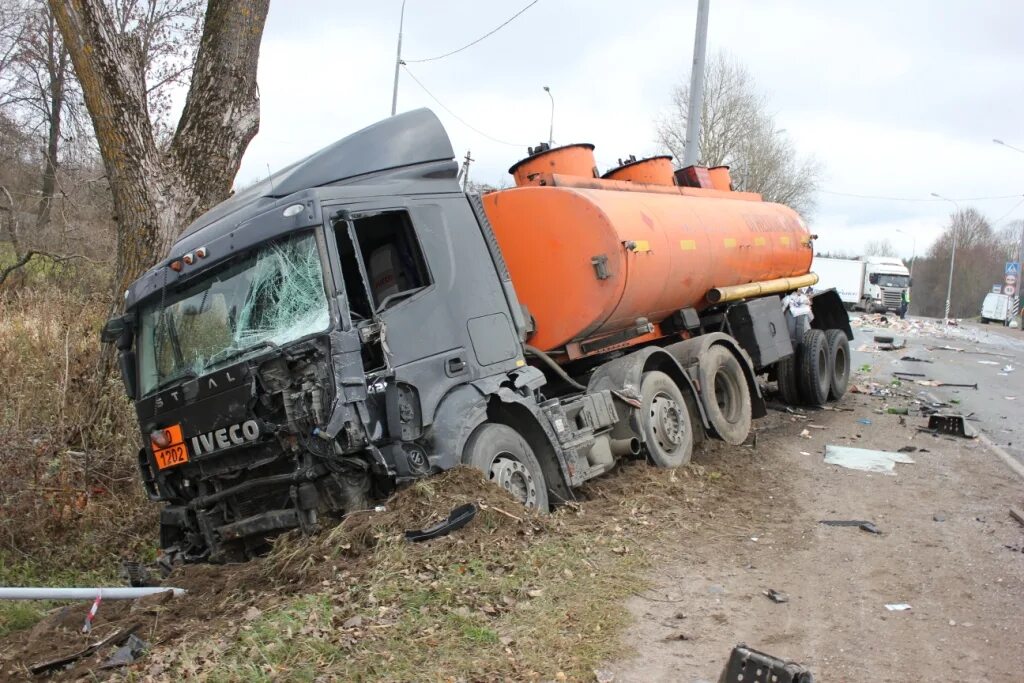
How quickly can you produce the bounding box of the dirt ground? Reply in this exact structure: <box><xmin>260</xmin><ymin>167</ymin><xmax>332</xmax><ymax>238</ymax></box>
<box><xmin>609</xmin><ymin>391</ymin><xmax>1024</xmax><ymax>682</ymax></box>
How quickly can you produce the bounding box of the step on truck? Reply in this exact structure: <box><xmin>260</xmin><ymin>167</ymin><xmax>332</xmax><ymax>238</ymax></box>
<box><xmin>102</xmin><ymin>110</ymin><xmax>852</xmax><ymax>563</ymax></box>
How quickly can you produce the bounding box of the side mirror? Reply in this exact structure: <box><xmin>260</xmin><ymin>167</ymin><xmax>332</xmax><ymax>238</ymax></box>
<box><xmin>908</xmin><ymin>278</ymin><xmax>913</xmax><ymax>287</ymax></box>
<box><xmin>101</xmin><ymin>316</ymin><xmax>127</xmax><ymax>344</ymax></box>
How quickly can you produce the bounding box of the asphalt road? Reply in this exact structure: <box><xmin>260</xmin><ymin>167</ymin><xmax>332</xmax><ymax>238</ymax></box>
<box><xmin>849</xmin><ymin>315</ymin><xmax>1024</xmax><ymax>463</ymax></box>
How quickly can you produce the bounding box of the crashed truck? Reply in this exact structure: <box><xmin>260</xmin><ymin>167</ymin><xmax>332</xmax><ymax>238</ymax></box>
<box><xmin>102</xmin><ymin>109</ymin><xmax>852</xmax><ymax>563</ymax></box>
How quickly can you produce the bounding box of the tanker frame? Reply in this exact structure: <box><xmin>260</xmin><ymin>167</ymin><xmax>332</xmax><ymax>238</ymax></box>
<box><xmin>103</xmin><ymin>110</ymin><xmax>852</xmax><ymax>563</ymax></box>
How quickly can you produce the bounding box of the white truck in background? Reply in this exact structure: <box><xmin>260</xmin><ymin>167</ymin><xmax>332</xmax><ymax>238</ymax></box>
<box><xmin>812</xmin><ymin>256</ymin><xmax>911</xmax><ymax>313</ymax></box>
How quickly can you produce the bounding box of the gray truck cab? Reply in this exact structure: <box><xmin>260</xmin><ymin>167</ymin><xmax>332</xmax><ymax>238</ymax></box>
<box><xmin>107</xmin><ymin>110</ymin><xmax>566</xmax><ymax>562</ymax></box>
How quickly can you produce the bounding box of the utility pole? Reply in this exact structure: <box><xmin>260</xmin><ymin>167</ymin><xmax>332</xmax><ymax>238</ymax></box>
<box><xmin>458</xmin><ymin>150</ymin><xmax>474</xmax><ymax>191</ymax></box>
<box><xmin>932</xmin><ymin>192</ymin><xmax>961</xmax><ymax>321</ymax></box>
<box><xmin>391</xmin><ymin>0</ymin><xmax>408</xmax><ymax>116</ymax></box>
<box><xmin>682</xmin><ymin>0</ymin><xmax>710</xmax><ymax>167</ymax></box>
<box><xmin>993</xmin><ymin>139</ymin><xmax>1024</xmax><ymax>323</ymax></box>
<box><xmin>543</xmin><ymin>86</ymin><xmax>554</xmax><ymax>147</ymax></box>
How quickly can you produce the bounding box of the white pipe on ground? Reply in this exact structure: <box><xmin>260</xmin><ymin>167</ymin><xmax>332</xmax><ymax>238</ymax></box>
<box><xmin>0</xmin><ymin>587</ymin><xmax>185</xmax><ymax>600</ymax></box>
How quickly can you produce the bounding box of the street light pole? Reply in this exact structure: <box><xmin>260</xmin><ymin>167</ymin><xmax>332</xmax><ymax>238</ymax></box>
<box><xmin>390</xmin><ymin>0</ymin><xmax>408</xmax><ymax>116</ymax></box>
<box><xmin>682</xmin><ymin>0</ymin><xmax>710</xmax><ymax>167</ymax></box>
<box><xmin>932</xmin><ymin>192</ymin><xmax>961</xmax><ymax>320</ymax></box>
<box><xmin>543</xmin><ymin>86</ymin><xmax>554</xmax><ymax>147</ymax></box>
<box><xmin>994</xmin><ymin>138</ymin><xmax>1024</xmax><ymax>155</ymax></box>
<box><xmin>896</xmin><ymin>228</ymin><xmax>916</xmax><ymax>278</ymax></box>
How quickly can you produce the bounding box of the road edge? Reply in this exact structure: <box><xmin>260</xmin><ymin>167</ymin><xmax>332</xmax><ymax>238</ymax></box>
<box><xmin>979</xmin><ymin>432</ymin><xmax>1024</xmax><ymax>481</ymax></box>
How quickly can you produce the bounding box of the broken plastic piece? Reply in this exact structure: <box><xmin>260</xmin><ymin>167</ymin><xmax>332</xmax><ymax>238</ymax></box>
<box><xmin>764</xmin><ymin>589</ymin><xmax>789</xmax><ymax>603</ymax></box>
<box><xmin>824</xmin><ymin>444</ymin><xmax>915</xmax><ymax>475</ymax></box>
<box><xmin>927</xmin><ymin>414</ymin><xmax>978</xmax><ymax>439</ymax></box>
<box><xmin>99</xmin><ymin>633</ymin><xmax>149</xmax><ymax>669</ymax></box>
<box><xmin>405</xmin><ymin>503</ymin><xmax>478</xmax><ymax>542</ymax></box>
<box><xmin>885</xmin><ymin>603</ymin><xmax>912</xmax><ymax>611</ymax></box>
<box><xmin>819</xmin><ymin>519</ymin><xmax>881</xmax><ymax>534</ymax></box>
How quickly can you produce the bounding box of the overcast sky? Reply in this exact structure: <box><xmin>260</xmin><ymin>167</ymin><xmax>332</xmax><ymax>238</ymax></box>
<box><xmin>235</xmin><ymin>0</ymin><xmax>1024</xmax><ymax>260</ymax></box>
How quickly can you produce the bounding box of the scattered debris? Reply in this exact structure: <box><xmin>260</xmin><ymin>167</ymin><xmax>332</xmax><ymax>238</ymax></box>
<box><xmin>824</xmin><ymin>444</ymin><xmax>915</xmax><ymax>474</ymax></box>
<box><xmin>933</xmin><ymin>513</ymin><xmax>946</xmax><ymax>522</ymax></box>
<box><xmin>718</xmin><ymin>644</ymin><xmax>814</xmax><ymax>683</ymax></box>
<box><xmin>977</xmin><ymin>360</ymin><xmax>1000</xmax><ymax>366</ymax></box>
<box><xmin>28</xmin><ymin>625</ymin><xmax>139</xmax><ymax>676</ymax></box>
<box><xmin>886</xmin><ymin>407</ymin><xmax>909</xmax><ymax>415</ymax></box>
<box><xmin>764</xmin><ymin>589</ymin><xmax>790</xmax><ymax>603</ymax></box>
<box><xmin>892</xmin><ymin>372</ymin><xmax>926</xmax><ymax>378</ymax></box>
<box><xmin>404</xmin><ymin>502</ymin><xmax>478</xmax><ymax>542</ymax></box>
<box><xmin>897</xmin><ymin>446</ymin><xmax>918</xmax><ymax>453</ymax></box>
<box><xmin>99</xmin><ymin>633</ymin><xmax>149</xmax><ymax>670</ymax></box>
<box><xmin>885</xmin><ymin>603</ymin><xmax>912</xmax><ymax>612</ymax></box>
<box><xmin>819</xmin><ymin>519</ymin><xmax>882</xmax><ymax>534</ymax></box>
<box><xmin>799</xmin><ymin>429</ymin><xmax>812</xmax><ymax>439</ymax></box>
<box><xmin>857</xmin><ymin>418</ymin><xmax>873</xmax><ymax>425</ymax></box>
<box><xmin>1002</xmin><ymin>365</ymin><xmax>1014</xmax><ymax>373</ymax></box>
<box><xmin>900</xmin><ymin>356</ymin><xmax>932</xmax><ymax>363</ymax></box>
<box><xmin>927</xmin><ymin>414</ymin><xmax>978</xmax><ymax>439</ymax></box>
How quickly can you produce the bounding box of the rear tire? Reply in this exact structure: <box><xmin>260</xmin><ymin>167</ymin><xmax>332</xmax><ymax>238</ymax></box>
<box><xmin>981</xmin><ymin>318</ymin><xmax>990</xmax><ymax>325</ymax></box>
<box><xmin>638</xmin><ymin>371</ymin><xmax>694</xmax><ymax>467</ymax></box>
<box><xmin>697</xmin><ymin>346</ymin><xmax>752</xmax><ymax>445</ymax></box>
<box><xmin>462</xmin><ymin>423</ymin><xmax>549</xmax><ymax>511</ymax></box>
<box><xmin>797</xmin><ymin>329</ymin><xmax>830</xmax><ymax>407</ymax></box>
<box><xmin>776</xmin><ymin>353</ymin><xmax>801</xmax><ymax>406</ymax></box>
<box><xmin>825</xmin><ymin>329</ymin><xmax>851</xmax><ymax>401</ymax></box>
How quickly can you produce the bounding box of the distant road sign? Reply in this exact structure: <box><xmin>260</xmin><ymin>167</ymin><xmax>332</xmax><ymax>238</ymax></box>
<box><xmin>993</xmin><ymin>284</ymin><xmax>1003</xmax><ymax>293</ymax></box>
<box><xmin>1007</xmin><ymin>274</ymin><xmax>1019</xmax><ymax>286</ymax></box>
<box><xmin>1007</xmin><ymin>261</ymin><xmax>1021</xmax><ymax>277</ymax></box>
<box><xmin>1004</xmin><ymin>284</ymin><xmax>1017</xmax><ymax>296</ymax></box>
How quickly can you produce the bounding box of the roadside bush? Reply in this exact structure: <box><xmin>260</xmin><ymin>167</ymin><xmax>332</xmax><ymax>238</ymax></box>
<box><xmin>0</xmin><ymin>278</ymin><xmax>156</xmax><ymax>587</ymax></box>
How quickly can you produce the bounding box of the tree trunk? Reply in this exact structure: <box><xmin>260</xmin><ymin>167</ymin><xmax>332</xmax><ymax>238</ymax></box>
<box><xmin>48</xmin><ymin>0</ymin><xmax>269</xmax><ymax>301</ymax></box>
<box><xmin>35</xmin><ymin>39</ymin><xmax>67</xmax><ymax>231</ymax></box>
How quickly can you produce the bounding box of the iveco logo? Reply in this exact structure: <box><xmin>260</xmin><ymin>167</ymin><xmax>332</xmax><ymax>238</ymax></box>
<box><xmin>190</xmin><ymin>419</ymin><xmax>260</xmax><ymax>456</ymax></box>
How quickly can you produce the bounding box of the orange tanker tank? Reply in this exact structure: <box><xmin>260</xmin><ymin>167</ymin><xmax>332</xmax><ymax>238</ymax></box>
<box><xmin>482</xmin><ymin>171</ymin><xmax>812</xmax><ymax>357</ymax></box>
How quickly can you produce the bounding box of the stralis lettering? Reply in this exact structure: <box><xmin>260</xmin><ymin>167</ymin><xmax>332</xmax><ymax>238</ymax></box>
<box><xmin>190</xmin><ymin>420</ymin><xmax>260</xmax><ymax>456</ymax></box>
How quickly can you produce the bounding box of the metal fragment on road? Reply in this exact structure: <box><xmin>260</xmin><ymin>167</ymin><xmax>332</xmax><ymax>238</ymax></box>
<box><xmin>824</xmin><ymin>444</ymin><xmax>915</xmax><ymax>475</ymax></box>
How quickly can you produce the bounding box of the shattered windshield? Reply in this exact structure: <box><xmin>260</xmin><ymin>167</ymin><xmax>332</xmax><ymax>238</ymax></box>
<box><xmin>138</xmin><ymin>231</ymin><xmax>329</xmax><ymax>396</ymax></box>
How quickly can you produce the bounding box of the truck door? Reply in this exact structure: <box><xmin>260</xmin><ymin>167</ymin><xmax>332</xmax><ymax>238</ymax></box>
<box><xmin>327</xmin><ymin>196</ymin><xmax>523</xmax><ymax>430</ymax></box>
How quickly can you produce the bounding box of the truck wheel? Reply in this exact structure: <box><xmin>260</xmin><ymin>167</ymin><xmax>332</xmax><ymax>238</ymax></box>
<box><xmin>981</xmin><ymin>318</ymin><xmax>989</xmax><ymax>325</ymax></box>
<box><xmin>697</xmin><ymin>347</ymin><xmax>752</xmax><ymax>445</ymax></box>
<box><xmin>825</xmin><ymin>329</ymin><xmax>850</xmax><ymax>400</ymax></box>
<box><xmin>776</xmin><ymin>353</ymin><xmax>801</xmax><ymax>406</ymax></box>
<box><xmin>462</xmin><ymin>423</ymin><xmax>549</xmax><ymax>511</ymax></box>
<box><xmin>638</xmin><ymin>371</ymin><xmax>694</xmax><ymax>467</ymax></box>
<box><xmin>797</xmin><ymin>329</ymin><xmax>830</xmax><ymax>407</ymax></box>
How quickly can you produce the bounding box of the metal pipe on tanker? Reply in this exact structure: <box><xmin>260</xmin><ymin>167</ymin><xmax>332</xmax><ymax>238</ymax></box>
<box><xmin>682</xmin><ymin>0</ymin><xmax>711</xmax><ymax>167</ymax></box>
<box><xmin>707</xmin><ymin>274</ymin><xmax>819</xmax><ymax>305</ymax></box>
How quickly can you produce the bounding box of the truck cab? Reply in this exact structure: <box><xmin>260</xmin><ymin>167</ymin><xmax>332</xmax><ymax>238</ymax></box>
<box><xmin>862</xmin><ymin>257</ymin><xmax>910</xmax><ymax>313</ymax></box>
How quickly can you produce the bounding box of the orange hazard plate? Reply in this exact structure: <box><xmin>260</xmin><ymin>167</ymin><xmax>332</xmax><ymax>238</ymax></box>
<box><xmin>152</xmin><ymin>424</ymin><xmax>189</xmax><ymax>470</ymax></box>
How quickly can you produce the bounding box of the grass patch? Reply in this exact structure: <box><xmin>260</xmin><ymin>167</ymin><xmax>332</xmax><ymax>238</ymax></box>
<box><xmin>205</xmin><ymin>531</ymin><xmax>643</xmax><ymax>681</ymax></box>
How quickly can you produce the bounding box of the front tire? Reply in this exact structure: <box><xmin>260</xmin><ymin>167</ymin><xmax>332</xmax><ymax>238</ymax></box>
<box><xmin>462</xmin><ymin>423</ymin><xmax>549</xmax><ymax>511</ymax></box>
<box><xmin>638</xmin><ymin>371</ymin><xmax>694</xmax><ymax>467</ymax></box>
<box><xmin>697</xmin><ymin>346</ymin><xmax>752</xmax><ymax>445</ymax></box>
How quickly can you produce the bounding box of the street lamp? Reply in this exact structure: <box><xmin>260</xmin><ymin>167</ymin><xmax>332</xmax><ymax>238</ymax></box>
<box><xmin>543</xmin><ymin>86</ymin><xmax>554</xmax><ymax>147</ymax></box>
<box><xmin>896</xmin><ymin>228</ymin><xmax>916</xmax><ymax>279</ymax></box>
<box><xmin>931</xmin><ymin>192</ymin><xmax>961</xmax><ymax>320</ymax></box>
<box><xmin>390</xmin><ymin>0</ymin><xmax>408</xmax><ymax>116</ymax></box>
<box><xmin>993</xmin><ymin>138</ymin><xmax>1024</xmax><ymax>267</ymax></box>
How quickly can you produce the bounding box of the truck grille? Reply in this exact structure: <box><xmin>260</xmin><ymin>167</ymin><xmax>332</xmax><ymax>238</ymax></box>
<box><xmin>881</xmin><ymin>289</ymin><xmax>902</xmax><ymax>310</ymax></box>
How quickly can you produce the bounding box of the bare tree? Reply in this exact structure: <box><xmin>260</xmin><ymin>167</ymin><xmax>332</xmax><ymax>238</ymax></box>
<box><xmin>49</xmin><ymin>0</ymin><xmax>269</xmax><ymax>299</ymax></box>
<box><xmin>656</xmin><ymin>51</ymin><xmax>822</xmax><ymax>217</ymax></box>
<box><xmin>863</xmin><ymin>238</ymin><xmax>897</xmax><ymax>257</ymax></box>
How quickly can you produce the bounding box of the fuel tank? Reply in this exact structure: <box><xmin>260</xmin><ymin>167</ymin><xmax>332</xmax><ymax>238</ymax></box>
<box><xmin>482</xmin><ymin>178</ymin><xmax>812</xmax><ymax>353</ymax></box>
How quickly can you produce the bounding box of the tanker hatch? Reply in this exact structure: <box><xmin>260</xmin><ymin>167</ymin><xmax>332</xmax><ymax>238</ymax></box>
<box><xmin>509</xmin><ymin>142</ymin><xmax>598</xmax><ymax>187</ymax></box>
<box><xmin>602</xmin><ymin>155</ymin><xmax>676</xmax><ymax>186</ymax></box>
<box><xmin>675</xmin><ymin>164</ymin><xmax>733</xmax><ymax>191</ymax></box>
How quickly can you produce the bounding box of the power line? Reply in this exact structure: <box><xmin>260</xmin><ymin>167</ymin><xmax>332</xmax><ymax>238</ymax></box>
<box><xmin>401</xmin><ymin>65</ymin><xmax>528</xmax><ymax>147</ymax></box>
<box><xmin>992</xmin><ymin>196</ymin><xmax>1024</xmax><ymax>225</ymax></box>
<box><xmin>405</xmin><ymin>0</ymin><xmax>540</xmax><ymax>63</ymax></box>
<box><xmin>820</xmin><ymin>189</ymin><xmax>1024</xmax><ymax>202</ymax></box>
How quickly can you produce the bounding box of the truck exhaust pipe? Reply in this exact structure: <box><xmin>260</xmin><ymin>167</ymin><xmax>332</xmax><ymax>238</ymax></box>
<box><xmin>610</xmin><ymin>437</ymin><xmax>641</xmax><ymax>457</ymax></box>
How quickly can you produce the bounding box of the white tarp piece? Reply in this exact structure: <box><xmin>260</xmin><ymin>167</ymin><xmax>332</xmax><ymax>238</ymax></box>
<box><xmin>824</xmin><ymin>445</ymin><xmax>916</xmax><ymax>475</ymax></box>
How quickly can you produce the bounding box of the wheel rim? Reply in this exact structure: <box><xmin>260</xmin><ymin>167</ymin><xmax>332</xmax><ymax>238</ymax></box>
<box><xmin>816</xmin><ymin>347</ymin><xmax>829</xmax><ymax>387</ymax></box>
<box><xmin>834</xmin><ymin>344</ymin><xmax>847</xmax><ymax>382</ymax></box>
<box><xmin>489</xmin><ymin>455</ymin><xmax>538</xmax><ymax>507</ymax></box>
<box><xmin>649</xmin><ymin>393</ymin><xmax>685</xmax><ymax>453</ymax></box>
<box><xmin>714</xmin><ymin>368</ymin><xmax>739</xmax><ymax>421</ymax></box>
